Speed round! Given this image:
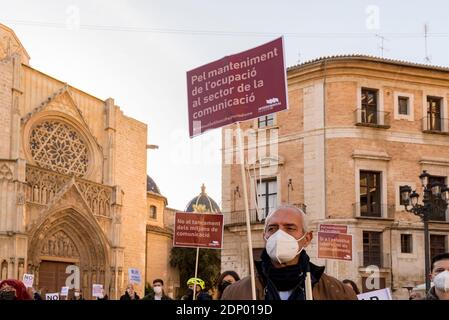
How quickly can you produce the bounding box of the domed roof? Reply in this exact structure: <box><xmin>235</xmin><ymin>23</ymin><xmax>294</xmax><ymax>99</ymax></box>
<box><xmin>146</xmin><ymin>175</ymin><xmax>161</xmax><ymax>194</ymax></box>
<box><xmin>185</xmin><ymin>184</ymin><xmax>220</xmax><ymax>213</ymax></box>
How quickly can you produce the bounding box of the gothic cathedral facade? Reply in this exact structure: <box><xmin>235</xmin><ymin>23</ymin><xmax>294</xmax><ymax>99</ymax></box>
<box><xmin>0</xmin><ymin>24</ymin><xmax>148</xmax><ymax>299</ymax></box>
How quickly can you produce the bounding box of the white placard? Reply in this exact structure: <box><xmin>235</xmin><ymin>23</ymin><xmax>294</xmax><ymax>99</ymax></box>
<box><xmin>46</xmin><ymin>293</ymin><xmax>60</xmax><ymax>300</ymax></box>
<box><xmin>22</xmin><ymin>273</ymin><xmax>34</xmax><ymax>288</ymax></box>
<box><xmin>357</xmin><ymin>288</ymin><xmax>393</xmax><ymax>300</ymax></box>
<box><xmin>128</xmin><ymin>268</ymin><xmax>141</xmax><ymax>284</ymax></box>
<box><xmin>92</xmin><ymin>284</ymin><xmax>103</xmax><ymax>298</ymax></box>
<box><xmin>60</xmin><ymin>286</ymin><xmax>69</xmax><ymax>296</ymax></box>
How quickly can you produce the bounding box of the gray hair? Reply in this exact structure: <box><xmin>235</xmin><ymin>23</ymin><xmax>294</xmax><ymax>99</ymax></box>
<box><xmin>264</xmin><ymin>204</ymin><xmax>308</xmax><ymax>233</ymax></box>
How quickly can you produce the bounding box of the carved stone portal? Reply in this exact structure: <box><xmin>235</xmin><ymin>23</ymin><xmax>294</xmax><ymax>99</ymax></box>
<box><xmin>40</xmin><ymin>230</ymin><xmax>80</xmax><ymax>258</ymax></box>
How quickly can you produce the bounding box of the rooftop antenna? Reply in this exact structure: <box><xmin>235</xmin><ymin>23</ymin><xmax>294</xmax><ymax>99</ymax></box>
<box><xmin>297</xmin><ymin>49</ymin><xmax>302</xmax><ymax>64</ymax></box>
<box><xmin>375</xmin><ymin>34</ymin><xmax>389</xmax><ymax>58</ymax></box>
<box><xmin>424</xmin><ymin>23</ymin><xmax>431</xmax><ymax>63</ymax></box>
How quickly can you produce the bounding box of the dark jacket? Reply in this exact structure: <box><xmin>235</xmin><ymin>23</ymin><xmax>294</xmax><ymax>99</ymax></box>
<box><xmin>120</xmin><ymin>291</ymin><xmax>140</xmax><ymax>300</ymax></box>
<box><xmin>181</xmin><ymin>289</ymin><xmax>212</xmax><ymax>300</ymax></box>
<box><xmin>197</xmin><ymin>292</ymin><xmax>212</xmax><ymax>300</ymax></box>
<box><xmin>33</xmin><ymin>292</ymin><xmax>43</xmax><ymax>300</ymax></box>
<box><xmin>142</xmin><ymin>292</ymin><xmax>172</xmax><ymax>300</ymax></box>
<box><xmin>221</xmin><ymin>250</ymin><xmax>357</xmax><ymax>300</ymax></box>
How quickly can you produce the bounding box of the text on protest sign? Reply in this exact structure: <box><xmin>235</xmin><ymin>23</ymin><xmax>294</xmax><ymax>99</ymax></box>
<box><xmin>60</xmin><ymin>286</ymin><xmax>69</xmax><ymax>296</ymax></box>
<box><xmin>46</xmin><ymin>293</ymin><xmax>59</xmax><ymax>300</ymax></box>
<box><xmin>128</xmin><ymin>268</ymin><xmax>142</xmax><ymax>284</ymax></box>
<box><xmin>92</xmin><ymin>284</ymin><xmax>103</xmax><ymax>298</ymax></box>
<box><xmin>319</xmin><ymin>224</ymin><xmax>348</xmax><ymax>234</ymax></box>
<box><xmin>173</xmin><ymin>212</ymin><xmax>224</xmax><ymax>249</ymax></box>
<box><xmin>22</xmin><ymin>273</ymin><xmax>34</xmax><ymax>288</ymax></box>
<box><xmin>357</xmin><ymin>288</ymin><xmax>393</xmax><ymax>300</ymax></box>
<box><xmin>317</xmin><ymin>232</ymin><xmax>353</xmax><ymax>261</ymax></box>
<box><xmin>187</xmin><ymin>37</ymin><xmax>287</xmax><ymax>137</ymax></box>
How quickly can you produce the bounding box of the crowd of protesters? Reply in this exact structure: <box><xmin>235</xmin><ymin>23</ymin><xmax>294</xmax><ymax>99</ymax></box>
<box><xmin>1</xmin><ymin>206</ymin><xmax>448</xmax><ymax>301</ymax></box>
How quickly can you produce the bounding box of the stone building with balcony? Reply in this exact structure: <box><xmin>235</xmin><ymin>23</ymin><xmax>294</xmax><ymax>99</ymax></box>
<box><xmin>221</xmin><ymin>55</ymin><xmax>449</xmax><ymax>299</ymax></box>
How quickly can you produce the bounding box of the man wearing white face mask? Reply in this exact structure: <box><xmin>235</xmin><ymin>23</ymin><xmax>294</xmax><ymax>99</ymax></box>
<box><xmin>426</xmin><ymin>253</ymin><xmax>449</xmax><ymax>300</ymax></box>
<box><xmin>221</xmin><ymin>205</ymin><xmax>357</xmax><ymax>300</ymax></box>
<box><xmin>142</xmin><ymin>279</ymin><xmax>172</xmax><ymax>300</ymax></box>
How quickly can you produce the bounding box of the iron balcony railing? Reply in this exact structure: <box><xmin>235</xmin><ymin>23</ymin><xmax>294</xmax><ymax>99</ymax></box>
<box><xmin>358</xmin><ymin>252</ymin><xmax>391</xmax><ymax>269</ymax></box>
<box><xmin>422</xmin><ymin>116</ymin><xmax>449</xmax><ymax>134</ymax></box>
<box><xmin>223</xmin><ymin>209</ymin><xmax>265</xmax><ymax>226</ymax></box>
<box><xmin>354</xmin><ymin>108</ymin><xmax>391</xmax><ymax>128</ymax></box>
<box><xmin>224</xmin><ymin>203</ymin><xmax>307</xmax><ymax>227</ymax></box>
<box><xmin>353</xmin><ymin>202</ymin><xmax>395</xmax><ymax>219</ymax></box>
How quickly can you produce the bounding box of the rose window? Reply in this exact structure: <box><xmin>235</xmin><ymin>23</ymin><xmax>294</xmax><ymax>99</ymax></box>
<box><xmin>30</xmin><ymin>120</ymin><xmax>89</xmax><ymax>177</ymax></box>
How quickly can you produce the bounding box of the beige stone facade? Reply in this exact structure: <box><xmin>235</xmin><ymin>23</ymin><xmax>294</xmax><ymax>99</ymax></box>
<box><xmin>221</xmin><ymin>55</ymin><xmax>449</xmax><ymax>299</ymax></box>
<box><xmin>0</xmin><ymin>24</ymin><xmax>148</xmax><ymax>299</ymax></box>
<box><xmin>145</xmin><ymin>177</ymin><xmax>180</xmax><ymax>297</ymax></box>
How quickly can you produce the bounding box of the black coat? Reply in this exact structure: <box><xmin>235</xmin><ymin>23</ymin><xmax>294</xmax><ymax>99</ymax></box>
<box><xmin>33</xmin><ymin>292</ymin><xmax>43</xmax><ymax>300</ymax></box>
<box><xmin>120</xmin><ymin>291</ymin><xmax>140</xmax><ymax>300</ymax></box>
<box><xmin>142</xmin><ymin>292</ymin><xmax>172</xmax><ymax>300</ymax></box>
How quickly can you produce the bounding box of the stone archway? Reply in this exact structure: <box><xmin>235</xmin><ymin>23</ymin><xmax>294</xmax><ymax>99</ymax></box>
<box><xmin>27</xmin><ymin>208</ymin><xmax>110</xmax><ymax>299</ymax></box>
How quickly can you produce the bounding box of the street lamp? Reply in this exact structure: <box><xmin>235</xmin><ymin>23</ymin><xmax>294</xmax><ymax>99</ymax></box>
<box><xmin>400</xmin><ymin>170</ymin><xmax>449</xmax><ymax>292</ymax></box>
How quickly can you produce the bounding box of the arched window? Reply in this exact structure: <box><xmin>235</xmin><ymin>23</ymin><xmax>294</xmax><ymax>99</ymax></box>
<box><xmin>149</xmin><ymin>205</ymin><xmax>157</xmax><ymax>219</ymax></box>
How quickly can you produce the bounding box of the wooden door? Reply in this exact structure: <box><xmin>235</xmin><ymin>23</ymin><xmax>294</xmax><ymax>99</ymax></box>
<box><xmin>38</xmin><ymin>261</ymin><xmax>72</xmax><ymax>294</ymax></box>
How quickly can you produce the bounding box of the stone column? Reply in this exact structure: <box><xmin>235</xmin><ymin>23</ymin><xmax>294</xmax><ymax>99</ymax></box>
<box><xmin>10</xmin><ymin>55</ymin><xmax>22</xmax><ymax>161</ymax></box>
<box><xmin>104</xmin><ymin>98</ymin><xmax>116</xmax><ymax>186</ymax></box>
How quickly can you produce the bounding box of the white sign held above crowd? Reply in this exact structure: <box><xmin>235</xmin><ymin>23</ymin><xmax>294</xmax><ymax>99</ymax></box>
<box><xmin>128</xmin><ymin>268</ymin><xmax>142</xmax><ymax>284</ymax></box>
<box><xmin>60</xmin><ymin>286</ymin><xmax>69</xmax><ymax>296</ymax></box>
<box><xmin>22</xmin><ymin>274</ymin><xmax>34</xmax><ymax>288</ymax></box>
<box><xmin>92</xmin><ymin>284</ymin><xmax>104</xmax><ymax>298</ymax></box>
<box><xmin>45</xmin><ymin>293</ymin><xmax>60</xmax><ymax>300</ymax></box>
<box><xmin>357</xmin><ymin>288</ymin><xmax>393</xmax><ymax>300</ymax></box>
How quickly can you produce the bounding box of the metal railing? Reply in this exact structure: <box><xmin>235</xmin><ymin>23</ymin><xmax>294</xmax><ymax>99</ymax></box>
<box><xmin>223</xmin><ymin>209</ymin><xmax>266</xmax><ymax>226</ymax></box>
<box><xmin>353</xmin><ymin>202</ymin><xmax>395</xmax><ymax>219</ymax></box>
<box><xmin>223</xmin><ymin>203</ymin><xmax>307</xmax><ymax>227</ymax></box>
<box><xmin>358</xmin><ymin>252</ymin><xmax>391</xmax><ymax>269</ymax></box>
<box><xmin>354</xmin><ymin>108</ymin><xmax>391</xmax><ymax>128</ymax></box>
<box><xmin>422</xmin><ymin>116</ymin><xmax>449</xmax><ymax>134</ymax></box>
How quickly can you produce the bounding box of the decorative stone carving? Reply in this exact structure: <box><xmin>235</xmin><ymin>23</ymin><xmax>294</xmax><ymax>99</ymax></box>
<box><xmin>47</xmin><ymin>93</ymin><xmax>81</xmax><ymax>120</ymax></box>
<box><xmin>75</xmin><ymin>180</ymin><xmax>112</xmax><ymax>217</ymax></box>
<box><xmin>0</xmin><ymin>164</ymin><xmax>13</xmax><ymax>180</ymax></box>
<box><xmin>40</xmin><ymin>230</ymin><xmax>80</xmax><ymax>258</ymax></box>
<box><xmin>21</xmin><ymin>86</ymin><xmax>68</xmax><ymax>124</ymax></box>
<box><xmin>0</xmin><ymin>34</ymin><xmax>23</xmax><ymax>60</ymax></box>
<box><xmin>29</xmin><ymin>120</ymin><xmax>89</xmax><ymax>177</ymax></box>
<box><xmin>17</xmin><ymin>192</ymin><xmax>25</xmax><ymax>205</ymax></box>
<box><xmin>26</xmin><ymin>165</ymin><xmax>70</xmax><ymax>205</ymax></box>
<box><xmin>25</xmin><ymin>165</ymin><xmax>112</xmax><ymax>218</ymax></box>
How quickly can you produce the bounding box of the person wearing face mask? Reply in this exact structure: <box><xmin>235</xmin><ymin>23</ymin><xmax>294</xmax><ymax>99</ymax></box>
<box><xmin>0</xmin><ymin>279</ymin><xmax>32</xmax><ymax>300</ymax></box>
<box><xmin>214</xmin><ymin>271</ymin><xmax>240</xmax><ymax>300</ymax></box>
<box><xmin>181</xmin><ymin>278</ymin><xmax>212</xmax><ymax>300</ymax></box>
<box><xmin>96</xmin><ymin>288</ymin><xmax>109</xmax><ymax>300</ymax></box>
<box><xmin>426</xmin><ymin>253</ymin><xmax>449</xmax><ymax>300</ymax></box>
<box><xmin>221</xmin><ymin>205</ymin><xmax>357</xmax><ymax>300</ymax></box>
<box><xmin>142</xmin><ymin>279</ymin><xmax>172</xmax><ymax>300</ymax></box>
<box><xmin>72</xmin><ymin>288</ymin><xmax>85</xmax><ymax>300</ymax></box>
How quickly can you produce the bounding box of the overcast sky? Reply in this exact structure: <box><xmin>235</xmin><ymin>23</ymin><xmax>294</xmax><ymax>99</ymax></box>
<box><xmin>2</xmin><ymin>0</ymin><xmax>449</xmax><ymax>210</ymax></box>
